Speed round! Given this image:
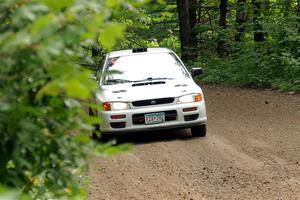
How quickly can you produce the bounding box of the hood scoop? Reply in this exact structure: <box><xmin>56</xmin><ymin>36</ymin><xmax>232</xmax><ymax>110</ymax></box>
<box><xmin>174</xmin><ymin>84</ymin><xmax>188</xmax><ymax>87</ymax></box>
<box><xmin>112</xmin><ymin>90</ymin><xmax>126</xmax><ymax>93</ymax></box>
<box><xmin>132</xmin><ymin>81</ymin><xmax>166</xmax><ymax>87</ymax></box>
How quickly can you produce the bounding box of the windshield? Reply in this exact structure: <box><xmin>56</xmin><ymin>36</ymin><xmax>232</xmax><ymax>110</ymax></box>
<box><xmin>103</xmin><ymin>52</ymin><xmax>189</xmax><ymax>85</ymax></box>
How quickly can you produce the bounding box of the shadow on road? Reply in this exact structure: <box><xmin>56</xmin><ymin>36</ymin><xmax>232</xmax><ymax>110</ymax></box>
<box><xmin>96</xmin><ymin>128</ymin><xmax>193</xmax><ymax>145</ymax></box>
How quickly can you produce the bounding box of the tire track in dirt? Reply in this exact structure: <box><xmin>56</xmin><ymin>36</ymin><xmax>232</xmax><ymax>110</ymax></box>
<box><xmin>89</xmin><ymin>85</ymin><xmax>300</xmax><ymax>200</ymax></box>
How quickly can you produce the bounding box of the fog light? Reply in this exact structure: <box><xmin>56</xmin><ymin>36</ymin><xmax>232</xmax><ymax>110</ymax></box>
<box><xmin>111</xmin><ymin>115</ymin><xmax>126</xmax><ymax>119</ymax></box>
<box><xmin>183</xmin><ymin>107</ymin><xmax>197</xmax><ymax>112</ymax></box>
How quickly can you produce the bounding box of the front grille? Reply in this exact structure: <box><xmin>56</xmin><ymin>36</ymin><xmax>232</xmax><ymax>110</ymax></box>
<box><xmin>132</xmin><ymin>97</ymin><xmax>174</xmax><ymax>107</ymax></box>
<box><xmin>132</xmin><ymin>110</ymin><xmax>177</xmax><ymax>125</ymax></box>
<box><xmin>184</xmin><ymin>114</ymin><xmax>199</xmax><ymax>121</ymax></box>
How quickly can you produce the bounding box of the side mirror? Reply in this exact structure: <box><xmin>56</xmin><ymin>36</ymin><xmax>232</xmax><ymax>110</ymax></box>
<box><xmin>91</xmin><ymin>74</ymin><xmax>99</xmax><ymax>82</ymax></box>
<box><xmin>191</xmin><ymin>68</ymin><xmax>203</xmax><ymax>78</ymax></box>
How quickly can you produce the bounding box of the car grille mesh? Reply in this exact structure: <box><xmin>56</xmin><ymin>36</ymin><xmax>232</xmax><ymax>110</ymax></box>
<box><xmin>132</xmin><ymin>110</ymin><xmax>177</xmax><ymax>125</ymax></box>
<box><xmin>132</xmin><ymin>97</ymin><xmax>175</xmax><ymax>107</ymax></box>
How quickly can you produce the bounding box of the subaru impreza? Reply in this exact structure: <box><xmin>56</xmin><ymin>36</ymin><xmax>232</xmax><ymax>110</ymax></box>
<box><xmin>90</xmin><ymin>48</ymin><xmax>207</xmax><ymax>137</ymax></box>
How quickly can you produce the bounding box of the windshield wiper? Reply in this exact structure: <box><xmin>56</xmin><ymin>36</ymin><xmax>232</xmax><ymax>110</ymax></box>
<box><xmin>133</xmin><ymin>77</ymin><xmax>174</xmax><ymax>83</ymax></box>
<box><xmin>106</xmin><ymin>79</ymin><xmax>133</xmax><ymax>84</ymax></box>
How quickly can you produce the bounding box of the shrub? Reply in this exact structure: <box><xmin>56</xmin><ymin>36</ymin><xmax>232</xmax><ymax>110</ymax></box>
<box><xmin>0</xmin><ymin>0</ymin><xmax>129</xmax><ymax>199</ymax></box>
<box><xmin>195</xmin><ymin>37</ymin><xmax>300</xmax><ymax>92</ymax></box>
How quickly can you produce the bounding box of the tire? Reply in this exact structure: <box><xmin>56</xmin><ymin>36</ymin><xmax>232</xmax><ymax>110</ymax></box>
<box><xmin>191</xmin><ymin>124</ymin><xmax>206</xmax><ymax>137</ymax></box>
<box><xmin>88</xmin><ymin>106</ymin><xmax>94</xmax><ymax>116</ymax></box>
<box><xmin>91</xmin><ymin>125</ymin><xmax>100</xmax><ymax>140</ymax></box>
<box><xmin>89</xmin><ymin>107</ymin><xmax>101</xmax><ymax>140</ymax></box>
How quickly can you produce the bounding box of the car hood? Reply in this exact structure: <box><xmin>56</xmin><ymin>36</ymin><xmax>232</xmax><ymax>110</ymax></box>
<box><xmin>96</xmin><ymin>79</ymin><xmax>203</xmax><ymax>102</ymax></box>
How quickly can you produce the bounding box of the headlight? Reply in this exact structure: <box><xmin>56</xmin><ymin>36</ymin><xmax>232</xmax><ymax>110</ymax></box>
<box><xmin>177</xmin><ymin>93</ymin><xmax>202</xmax><ymax>104</ymax></box>
<box><xmin>102</xmin><ymin>102</ymin><xmax>129</xmax><ymax>111</ymax></box>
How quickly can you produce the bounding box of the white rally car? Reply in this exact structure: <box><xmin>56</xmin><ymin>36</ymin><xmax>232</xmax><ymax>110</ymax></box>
<box><xmin>91</xmin><ymin>47</ymin><xmax>207</xmax><ymax>137</ymax></box>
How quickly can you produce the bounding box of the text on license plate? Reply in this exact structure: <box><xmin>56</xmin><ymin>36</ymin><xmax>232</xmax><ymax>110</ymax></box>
<box><xmin>145</xmin><ymin>112</ymin><xmax>165</xmax><ymax>125</ymax></box>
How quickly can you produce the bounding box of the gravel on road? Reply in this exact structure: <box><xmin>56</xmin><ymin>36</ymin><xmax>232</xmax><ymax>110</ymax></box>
<box><xmin>89</xmin><ymin>85</ymin><xmax>300</xmax><ymax>200</ymax></box>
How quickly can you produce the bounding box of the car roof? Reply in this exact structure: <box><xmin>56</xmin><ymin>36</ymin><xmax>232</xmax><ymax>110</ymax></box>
<box><xmin>108</xmin><ymin>48</ymin><xmax>172</xmax><ymax>58</ymax></box>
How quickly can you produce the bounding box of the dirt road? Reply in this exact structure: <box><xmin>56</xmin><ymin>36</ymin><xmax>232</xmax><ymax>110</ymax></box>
<box><xmin>88</xmin><ymin>85</ymin><xmax>300</xmax><ymax>200</ymax></box>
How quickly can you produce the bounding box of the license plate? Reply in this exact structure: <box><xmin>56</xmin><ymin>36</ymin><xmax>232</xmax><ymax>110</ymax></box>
<box><xmin>145</xmin><ymin>112</ymin><xmax>165</xmax><ymax>125</ymax></box>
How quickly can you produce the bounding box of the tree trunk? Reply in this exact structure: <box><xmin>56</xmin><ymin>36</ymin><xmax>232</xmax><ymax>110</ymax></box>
<box><xmin>284</xmin><ymin>0</ymin><xmax>292</xmax><ymax>16</ymax></box>
<box><xmin>235</xmin><ymin>0</ymin><xmax>246</xmax><ymax>41</ymax></box>
<box><xmin>189</xmin><ymin>0</ymin><xmax>198</xmax><ymax>58</ymax></box>
<box><xmin>297</xmin><ymin>0</ymin><xmax>300</xmax><ymax>32</ymax></box>
<box><xmin>217</xmin><ymin>0</ymin><xmax>228</xmax><ymax>57</ymax></box>
<box><xmin>264</xmin><ymin>0</ymin><xmax>270</xmax><ymax>15</ymax></box>
<box><xmin>252</xmin><ymin>0</ymin><xmax>264</xmax><ymax>42</ymax></box>
<box><xmin>198</xmin><ymin>0</ymin><xmax>203</xmax><ymax>23</ymax></box>
<box><xmin>176</xmin><ymin>0</ymin><xmax>193</xmax><ymax>61</ymax></box>
<box><xmin>297</xmin><ymin>0</ymin><xmax>300</xmax><ymax>16</ymax></box>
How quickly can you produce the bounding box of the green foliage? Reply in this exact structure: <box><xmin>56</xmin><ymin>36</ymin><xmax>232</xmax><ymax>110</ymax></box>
<box><xmin>188</xmin><ymin>0</ymin><xmax>300</xmax><ymax>92</ymax></box>
<box><xmin>111</xmin><ymin>1</ymin><xmax>180</xmax><ymax>52</ymax></box>
<box><xmin>0</xmin><ymin>186</ymin><xmax>30</xmax><ymax>200</ymax></box>
<box><xmin>99</xmin><ymin>22</ymin><xmax>125</xmax><ymax>50</ymax></box>
<box><xmin>196</xmin><ymin>37</ymin><xmax>300</xmax><ymax>91</ymax></box>
<box><xmin>0</xmin><ymin>0</ymin><xmax>132</xmax><ymax>199</ymax></box>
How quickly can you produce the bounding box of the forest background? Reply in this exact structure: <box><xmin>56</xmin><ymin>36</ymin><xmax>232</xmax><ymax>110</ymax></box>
<box><xmin>0</xmin><ymin>0</ymin><xmax>299</xmax><ymax>199</ymax></box>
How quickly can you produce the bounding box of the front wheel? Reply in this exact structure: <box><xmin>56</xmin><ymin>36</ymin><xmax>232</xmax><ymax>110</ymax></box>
<box><xmin>89</xmin><ymin>107</ymin><xmax>101</xmax><ymax>140</ymax></box>
<box><xmin>191</xmin><ymin>124</ymin><xmax>206</xmax><ymax>137</ymax></box>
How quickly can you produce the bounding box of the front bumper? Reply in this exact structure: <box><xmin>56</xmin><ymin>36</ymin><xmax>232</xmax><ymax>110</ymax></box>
<box><xmin>98</xmin><ymin>101</ymin><xmax>207</xmax><ymax>134</ymax></box>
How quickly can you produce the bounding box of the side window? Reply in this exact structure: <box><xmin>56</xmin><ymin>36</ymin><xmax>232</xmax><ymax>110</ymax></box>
<box><xmin>107</xmin><ymin>57</ymin><xmax>120</xmax><ymax>67</ymax></box>
<box><xmin>169</xmin><ymin>53</ymin><xmax>190</xmax><ymax>78</ymax></box>
<box><xmin>95</xmin><ymin>56</ymin><xmax>106</xmax><ymax>81</ymax></box>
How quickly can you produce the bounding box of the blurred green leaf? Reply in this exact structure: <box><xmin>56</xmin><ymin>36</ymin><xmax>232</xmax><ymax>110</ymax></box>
<box><xmin>98</xmin><ymin>23</ymin><xmax>125</xmax><ymax>50</ymax></box>
<box><xmin>0</xmin><ymin>186</ymin><xmax>30</xmax><ymax>200</ymax></box>
<box><xmin>64</xmin><ymin>79</ymin><xmax>90</xmax><ymax>99</ymax></box>
<box><xmin>37</xmin><ymin>0</ymin><xmax>75</xmax><ymax>11</ymax></box>
<box><xmin>6</xmin><ymin>160</ymin><xmax>16</xmax><ymax>169</ymax></box>
<box><xmin>74</xmin><ymin>134</ymin><xmax>91</xmax><ymax>143</ymax></box>
<box><xmin>47</xmin><ymin>64</ymin><xmax>74</xmax><ymax>77</ymax></box>
<box><xmin>30</xmin><ymin>13</ymin><xmax>55</xmax><ymax>35</ymax></box>
<box><xmin>106</xmin><ymin>0</ymin><xmax>121</xmax><ymax>8</ymax></box>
